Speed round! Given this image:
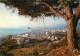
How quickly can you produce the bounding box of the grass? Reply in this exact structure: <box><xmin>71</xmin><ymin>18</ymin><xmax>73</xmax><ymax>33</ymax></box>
<box><xmin>0</xmin><ymin>39</ymin><xmax>52</xmax><ymax>56</ymax></box>
<box><xmin>7</xmin><ymin>44</ymin><xmax>50</xmax><ymax>56</ymax></box>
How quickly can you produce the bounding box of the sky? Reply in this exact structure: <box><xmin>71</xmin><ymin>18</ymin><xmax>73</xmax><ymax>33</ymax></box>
<box><xmin>0</xmin><ymin>2</ymin><xmax>78</xmax><ymax>28</ymax></box>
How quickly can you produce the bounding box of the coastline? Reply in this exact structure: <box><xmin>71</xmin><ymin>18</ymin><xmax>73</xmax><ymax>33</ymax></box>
<box><xmin>0</xmin><ymin>23</ymin><xmax>79</xmax><ymax>38</ymax></box>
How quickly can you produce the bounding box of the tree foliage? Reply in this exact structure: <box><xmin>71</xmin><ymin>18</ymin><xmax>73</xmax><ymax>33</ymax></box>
<box><xmin>0</xmin><ymin>35</ymin><xmax>17</xmax><ymax>49</ymax></box>
<box><xmin>0</xmin><ymin>0</ymin><xmax>79</xmax><ymax>18</ymax></box>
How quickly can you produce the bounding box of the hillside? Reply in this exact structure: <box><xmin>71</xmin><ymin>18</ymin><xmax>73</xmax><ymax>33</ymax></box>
<box><xmin>46</xmin><ymin>46</ymin><xmax>80</xmax><ymax>56</ymax></box>
<box><xmin>46</xmin><ymin>31</ymin><xmax>80</xmax><ymax>56</ymax></box>
<box><xmin>0</xmin><ymin>31</ymin><xmax>80</xmax><ymax>56</ymax></box>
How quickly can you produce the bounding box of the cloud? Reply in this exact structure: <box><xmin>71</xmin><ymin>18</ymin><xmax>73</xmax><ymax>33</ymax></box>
<box><xmin>0</xmin><ymin>3</ymin><xmax>66</xmax><ymax>28</ymax></box>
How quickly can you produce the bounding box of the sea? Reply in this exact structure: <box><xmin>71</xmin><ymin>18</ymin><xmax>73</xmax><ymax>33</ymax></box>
<box><xmin>0</xmin><ymin>24</ymin><xmax>80</xmax><ymax>38</ymax></box>
<box><xmin>0</xmin><ymin>28</ymin><xmax>32</xmax><ymax>38</ymax></box>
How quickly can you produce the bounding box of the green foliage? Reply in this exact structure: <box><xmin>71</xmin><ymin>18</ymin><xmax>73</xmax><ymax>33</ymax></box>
<box><xmin>0</xmin><ymin>36</ymin><xmax>68</xmax><ymax>56</ymax></box>
<box><xmin>27</xmin><ymin>53</ymin><xmax>32</xmax><ymax>56</ymax></box>
<box><xmin>57</xmin><ymin>33</ymin><xmax>67</xmax><ymax>47</ymax></box>
<box><xmin>33</xmin><ymin>47</ymin><xmax>39</xmax><ymax>55</ymax></box>
<box><xmin>47</xmin><ymin>42</ymin><xmax>56</xmax><ymax>51</ymax></box>
<box><xmin>59</xmin><ymin>38</ymin><xmax>67</xmax><ymax>46</ymax></box>
<box><xmin>0</xmin><ymin>49</ymin><xmax>14</xmax><ymax>56</ymax></box>
<box><xmin>0</xmin><ymin>50</ymin><xmax>7</xmax><ymax>56</ymax></box>
<box><xmin>58</xmin><ymin>0</ymin><xmax>75</xmax><ymax>9</ymax></box>
<box><xmin>0</xmin><ymin>0</ymin><xmax>78</xmax><ymax>18</ymax></box>
<box><xmin>78</xmin><ymin>40</ymin><xmax>80</xmax><ymax>44</ymax></box>
<box><xmin>0</xmin><ymin>35</ymin><xmax>17</xmax><ymax>50</ymax></box>
<box><xmin>6</xmin><ymin>53</ymin><xmax>14</xmax><ymax>56</ymax></box>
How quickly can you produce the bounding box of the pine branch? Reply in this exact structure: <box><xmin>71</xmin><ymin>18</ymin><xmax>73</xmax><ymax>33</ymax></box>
<box><xmin>34</xmin><ymin>2</ymin><xmax>67</xmax><ymax>21</ymax></box>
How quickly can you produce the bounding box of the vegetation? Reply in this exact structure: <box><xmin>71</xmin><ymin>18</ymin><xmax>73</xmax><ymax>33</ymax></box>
<box><xmin>0</xmin><ymin>31</ymin><xmax>80</xmax><ymax>56</ymax></box>
<box><xmin>0</xmin><ymin>0</ymin><xmax>80</xmax><ymax>51</ymax></box>
<box><xmin>0</xmin><ymin>33</ymin><xmax>69</xmax><ymax>56</ymax></box>
<box><xmin>0</xmin><ymin>35</ymin><xmax>51</xmax><ymax>56</ymax></box>
<box><xmin>0</xmin><ymin>35</ymin><xmax>18</xmax><ymax>50</ymax></box>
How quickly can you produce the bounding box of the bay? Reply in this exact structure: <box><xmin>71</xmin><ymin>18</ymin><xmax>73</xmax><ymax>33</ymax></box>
<box><xmin>0</xmin><ymin>23</ymin><xmax>79</xmax><ymax>38</ymax></box>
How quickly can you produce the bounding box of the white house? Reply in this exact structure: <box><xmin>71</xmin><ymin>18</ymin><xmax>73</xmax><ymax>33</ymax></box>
<box><xmin>12</xmin><ymin>36</ymin><xmax>30</xmax><ymax>44</ymax></box>
<box><xmin>55</xmin><ymin>37</ymin><xmax>59</xmax><ymax>40</ymax></box>
<box><xmin>47</xmin><ymin>36</ymin><xmax>51</xmax><ymax>39</ymax></box>
<box><xmin>24</xmin><ymin>34</ymin><xmax>29</xmax><ymax>37</ymax></box>
<box><xmin>17</xmin><ymin>35</ymin><xmax>22</xmax><ymax>37</ymax></box>
<box><xmin>12</xmin><ymin>36</ymin><xmax>24</xmax><ymax>44</ymax></box>
<box><xmin>25</xmin><ymin>39</ymin><xmax>30</xmax><ymax>43</ymax></box>
<box><xmin>17</xmin><ymin>38</ymin><xmax>24</xmax><ymax>44</ymax></box>
<box><xmin>51</xmin><ymin>36</ymin><xmax>55</xmax><ymax>41</ymax></box>
<box><xmin>46</xmin><ymin>32</ymin><xmax>48</xmax><ymax>35</ymax></box>
<box><xmin>62</xmin><ymin>30</ymin><xmax>66</xmax><ymax>32</ymax></box>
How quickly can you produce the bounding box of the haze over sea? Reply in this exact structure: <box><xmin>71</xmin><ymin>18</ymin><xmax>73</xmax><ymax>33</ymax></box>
<box><xmin>0</xmin><ymin>24</ymin><xmax>80</xmax><ymax>38</ymax></box>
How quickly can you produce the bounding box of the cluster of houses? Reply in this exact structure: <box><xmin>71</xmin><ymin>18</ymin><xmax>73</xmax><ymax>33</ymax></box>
<box><xmin>11</xmin><ymin>29</ymin><xmax>66</xmax><ymax>44</ymax></box>
<box><xmin>12</xmin><ymin>36</ymin><xmax>30</xmax><ymax>44</ymax></box>
<box><xmin>47</xmin><ymin>36</ymin><xmax>59</xmax><ymax>41</ymax></box>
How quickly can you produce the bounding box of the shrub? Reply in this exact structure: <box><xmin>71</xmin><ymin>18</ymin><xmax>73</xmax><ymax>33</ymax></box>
<box><xmin>59</xmin><ymin>38</ymin><xmax>67</xmax><ymax>46</ymax></box>
<box><xmin>32</xmin><ymin>47</ymin><xmax>39</xmax><ymax>56</ymax></box>
<box><xmin>27</xmin><ymin>53</ymin><xmax>32</xmax><ymax>56</ymax></box>
<box><xmin>47</xmin><ymin>42</ymin><xmax>56</xmax><ymax>51</ymax></box>
<box><xmin>0</xmin><ymin>35</ymin><xmax>17</xmax><ymax>50</ymax></box>
<box><xmin>6</xmin><ymin>53</ymin><xmax>14</xmax><ymax>56</ymax></box>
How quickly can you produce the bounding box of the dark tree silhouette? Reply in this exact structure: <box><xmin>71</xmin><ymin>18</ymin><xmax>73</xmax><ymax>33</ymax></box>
<box><xmin>0</xmin><ymin>0</ymin><xmax>80</xmax><ymax>51</ymax></box>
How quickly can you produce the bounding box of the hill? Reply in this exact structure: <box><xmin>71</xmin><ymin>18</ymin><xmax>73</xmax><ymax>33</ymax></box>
<box><xmin>46</xmin><ymin>46</ymin><xmax>80</xmax><ymax>56</ymax></box>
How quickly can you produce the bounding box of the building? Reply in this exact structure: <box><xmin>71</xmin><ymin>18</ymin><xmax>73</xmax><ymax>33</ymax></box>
<box><xmin>55</xmin><ymin>37</ymin><xmax>59</xmax><ymax>40</ymax></box>
<box><xmin>51</xmin><ymin>36</ymin><xmax>55</xmax><ymax>41</ymax></box>
<box><xmin>25</xmin><ymin>39</ymin><xmax>30</xmax><ymax>43</ymax></box>
<box><xmin>47</xmin><ymin>36</ymin><xmax>51</xmax><ymax>39</ymax></box>
<box><xmin>12</xmin><ymin>36</ymin><xmax>30</xmax><ymax>44</ymax></box>
<box><xmin>12</xmin><ymin>36</ymin><xmax>24</xmax><ymax>44</ymax></box>
<box><xmin>22</xmin><ymin>34</ymin><xmax>29</xmax><ymax>37</ymax></box>
<box><xmin>46</xmin><ymin>32</ymin><xmax>48</xmax><ymax>35</ymax></box>
<box><xmin>17</xmin><ymin>34</ymin><xmax>22</xmax><ymax>37</ymax></box>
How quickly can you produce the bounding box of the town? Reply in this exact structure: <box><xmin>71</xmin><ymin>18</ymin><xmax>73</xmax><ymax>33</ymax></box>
<box><xmin>12</xmin><ymin>29</ymin><xmax>67</xmax><ymax>44</ymax></box>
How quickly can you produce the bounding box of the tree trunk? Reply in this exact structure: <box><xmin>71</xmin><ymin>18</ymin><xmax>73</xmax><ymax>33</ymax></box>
<box><xmin>67</xmin><ymin>17</ymin><xmax>79</xmax><ymax>51</ymax></box>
